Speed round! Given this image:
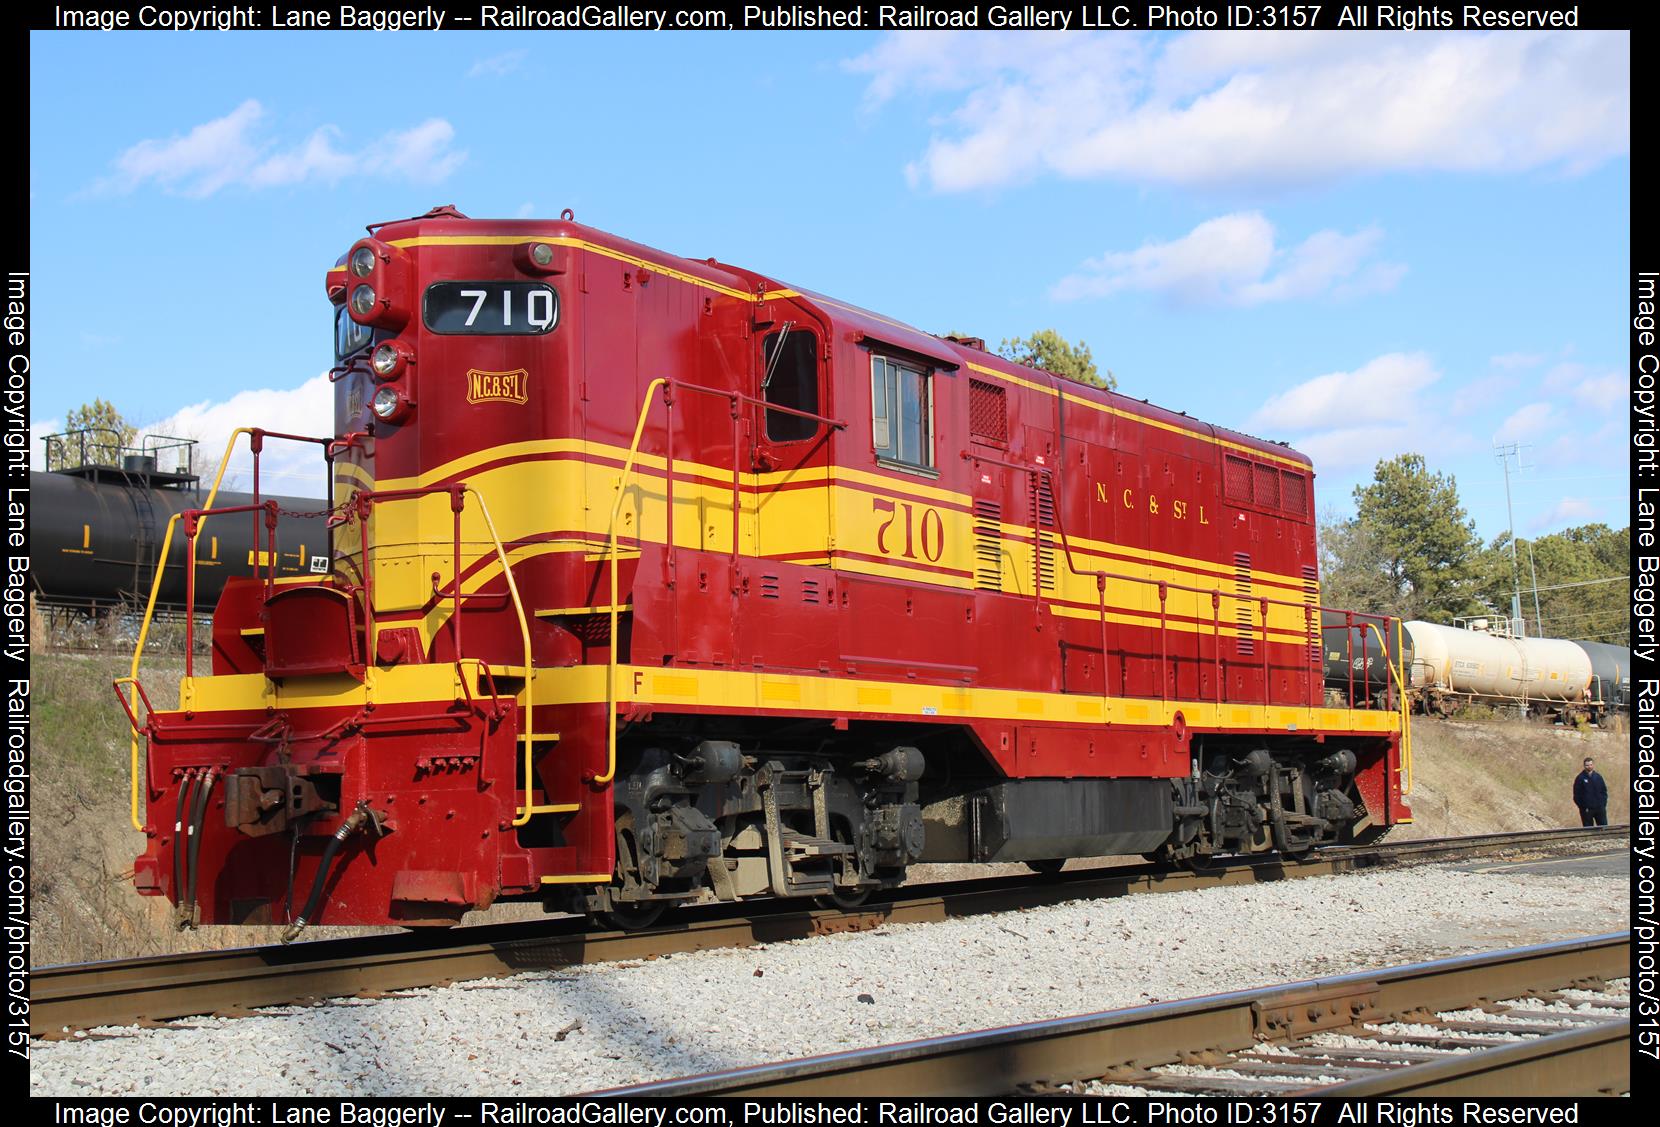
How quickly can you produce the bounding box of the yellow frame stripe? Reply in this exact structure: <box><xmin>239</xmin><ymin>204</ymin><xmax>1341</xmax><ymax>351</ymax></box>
<box><xmin>179</xmin><ymin>661</ymin><xmax>1399</xmax><ymax>737</ymax></box>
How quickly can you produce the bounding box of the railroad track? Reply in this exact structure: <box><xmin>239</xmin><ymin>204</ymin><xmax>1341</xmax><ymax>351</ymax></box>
<box><xmin>603</xmin><ymin>933</ymin><xmax>1631</xmax><ymax>1098</ymax></box>
<box><xmin>31</xmin><ymin>825</ymin><xmax>1626</xmax><ymax>1038</ymax></box>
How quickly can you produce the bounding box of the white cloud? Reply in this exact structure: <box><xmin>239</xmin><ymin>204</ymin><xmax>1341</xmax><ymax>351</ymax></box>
<box><xmin>1491</xmin><ymin>351</ymin><xmax>1544</xmax><ymax>370</ymax></box>
<box><xmin>95</xmin><ymin>101</ymin><xmax>465</xmax><ymax>197</ymax></box>
<box><xmin>1449</xmin><ymin>373</ymin><xmax>1513</xmax><ymax>417</ymax></box>
<box><xmin>469</xmin><ymin>50</ymin><xmax>528</xmax><ymax>78</ymax></box>
<box><xmin>1052</xmin><ymin>212</ymin><xmax>1403</xmax><ymax>306</ymax></box>
<box><xmin>848</xmin><ymin>31</ymin><xmax>1629</xmax><ymax>192</ymax></box>
<box><xmin>514</xmin><ymin>201</ymin><xmax>536</xmax><ymax>218</ymax></box>
<box><xmin>150</xmin><ymin>373</ymin><xmax>335</xmax><ymax>496</ymax></box>
<box><xmin>1495</xmin><ymin>402</ymin><xmax>1556</xmax><ymax>442</ymax></box>
<box><xmin>1249</xmin><ymin>353</ymin><xmax>1439</xmax><ymax>432</ymax></box>
<box><xmin>1542</xmin><ymin>362</ymin><xmax>1624</xmax><ymax>413</ymax></box>
<box><xmin>1532</xmin><ymin>496</ymin><xmax>1597</xmax><ymax>532</ymax></box>
<box><xmin>1243</xmin><ymin>353</ymin><xmax>1465</xmax><ymax>472</ymax></box>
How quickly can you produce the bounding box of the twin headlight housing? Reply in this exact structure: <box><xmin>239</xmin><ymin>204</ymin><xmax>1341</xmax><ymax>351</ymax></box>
<box><xmin>336</xmin><ymin>237</ymin><xmax>562</xmax><ymax>426</ymax></box>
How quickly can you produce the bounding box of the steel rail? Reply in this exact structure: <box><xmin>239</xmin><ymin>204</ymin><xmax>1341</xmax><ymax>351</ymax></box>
<box><xmin>30</xmin><ymin>825</ymin><xmax>1626</xmax><ymax>1037</ymax></box>
<box><xmin>599</xmin><ymin>933</ymin><xmax>1630</xmax><ymax>1097</ymax></box>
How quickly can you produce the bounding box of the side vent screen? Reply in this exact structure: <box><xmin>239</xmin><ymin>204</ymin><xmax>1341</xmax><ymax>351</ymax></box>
<box><xmin>1301</xmin><ymin>565</ymin><xmax>1320</xmax><ymax>666</ymax></box>
<box><xmin>1282</xmin><ymin>470</ymin><xmax>1308</xmax><ymax>516</ymax></box>
<box><xmin>969</xmin><ymin>379</ymin><xmax>1008</xmax><ymax>444</ymax></box>
<box><xmin>1234</xmin><ymin>551</ymin><xmax>1255</xmax><ymax>657</ymax></box>
<box><xmin>1224</xmin><ymin>455</ymin><xmax>1252</xmax><ymax>503</ymax></box>
<box><xmin>1031</xmin><ymin>475</ymin><xmax>1056</xmax><ymax>595</ymax></box>
<box><xmin>1253</xmin><ymin>463</ymin><xmax>1280</xmax><ymax>509</ymax></box>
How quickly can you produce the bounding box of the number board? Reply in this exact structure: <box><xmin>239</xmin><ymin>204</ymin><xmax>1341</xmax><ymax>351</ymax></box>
<box><xmin>423</xmin><ymin>281</ymin><xmax>559</xmax><ymax>335</ymax></box>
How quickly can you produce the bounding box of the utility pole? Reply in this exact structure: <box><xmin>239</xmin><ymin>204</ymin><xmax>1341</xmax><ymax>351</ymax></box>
<box><xmin>1494</xmin><ymin>442</ymin><xmax>1529</xmax><ymax>637</ymax></box>
<box><xmin>1527</xmin><ymin>539</ymin><xmax>1544</xmax><ymax>636</ymax></box>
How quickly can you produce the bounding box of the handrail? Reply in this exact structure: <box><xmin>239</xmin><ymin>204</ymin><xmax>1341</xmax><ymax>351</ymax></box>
<box><xmin>966</xmin><ymin>451</ymin><xmax>1398</xmax><ymax>715</ymax></box>
<box><xmin>1357</xmin><ymin>619</ymin><xmax>1413</xmax><ymax>794</ymax></box>
<box><xmin>595</xmin><ymin>377</ymin><xmax>848</xmax><ymax>788</ymax></box>
<box><xmin>350</xmin><ymin>484</ymin><xmax>542</xmax><ymax>825</ymax></box>
<box><xmin>599</xmin><ymin>378</ymin><xmax>669</xmax><ymax>787</ymax></box>
<box><xmin>126</xmin><ymin>427</ymin><xmax>250</xmax><ymax>830</ymax></box>
<box><xmin>125</xmin><ymin>427</ymin><xmax>336</xmax><ymax>831</ymax></box>
<box><xmin>468</xmin><ymin>489</ymin><xmax>543</xmax><ymax>825</ymax></box>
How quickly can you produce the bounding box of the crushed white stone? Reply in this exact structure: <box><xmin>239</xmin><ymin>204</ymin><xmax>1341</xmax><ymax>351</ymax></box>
<box><xmin>30</xmin><ymin>865</ymin><xmax>1627</xmax><ymax>1096</ymax></box>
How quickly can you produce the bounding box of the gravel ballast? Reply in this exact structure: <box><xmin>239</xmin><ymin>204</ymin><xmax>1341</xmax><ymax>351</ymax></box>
<box><xmin>30</xmin><ymin>865</ymin><xmax>1627</xmax><ymax>1096</ymax></box>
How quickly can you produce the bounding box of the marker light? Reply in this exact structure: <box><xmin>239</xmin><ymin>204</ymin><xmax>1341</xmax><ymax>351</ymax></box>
<box><xmin>350</xmin><ymin>246</ymin><xmax>378</xmax><ymax>278</ymax></box>
<box><xmin>350</xmin><ymin>284</ymin><xmax>378</xmax><ymax>317</ymax></box>
<box><xmin>530</xmin><ymin>243</ymin><xmax>554</xmax><ymax>266</ymax></box>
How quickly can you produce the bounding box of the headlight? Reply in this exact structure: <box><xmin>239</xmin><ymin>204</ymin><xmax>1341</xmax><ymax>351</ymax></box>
<box><xmin>350</xmin><ymin>284</ymin><xmax>377</xmax><ymax>317</ymax></box>
<box><xmin>371</xmin><ymin>386</ymin><xmax>404</xmax><ymax>420</ymax></box>
<box><xmin>350</xmin><ymin>246</ymin><xmax>378</xmax><ymax>277</ymax></box>
<box><xmin>372</xmin><ymin>343</ymin><xmax>401</xmax><ymax>377</ymax></box>
<box><xmin>530</xmin><ymin>243</ymin><xmax>554</xmax><ymax>267</ymax></box>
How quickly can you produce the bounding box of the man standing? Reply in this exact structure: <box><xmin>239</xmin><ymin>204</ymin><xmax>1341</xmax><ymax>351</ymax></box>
<box><xmin>1573</xmin><ymin>757</ymin><xmax>1608</xmax><ymax>827</ymax></box>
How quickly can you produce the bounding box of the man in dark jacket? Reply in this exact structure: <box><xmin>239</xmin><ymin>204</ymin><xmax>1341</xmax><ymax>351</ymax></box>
<box><xmin>1573</xmin><ymin>757</ymin><xmax>1608</xmax><ymax>827</ymax></box>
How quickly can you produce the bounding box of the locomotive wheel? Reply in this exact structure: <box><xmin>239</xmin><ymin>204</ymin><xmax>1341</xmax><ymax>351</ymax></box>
<box><xmin>818</xmin><ymin>885</ymin><xmax>873</xmax><ymax>911</ymax></box>
<box><xmin>1025</xmin><ymin>859</ymin><xmax>1067</xmax><ymax>876</ymax></box>
<box><xmin>600</xmin><ymin>899</ymin><xmax>667</xmax><ymax>932</ymax></box>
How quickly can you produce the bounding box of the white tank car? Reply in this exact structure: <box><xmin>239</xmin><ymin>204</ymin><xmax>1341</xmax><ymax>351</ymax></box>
<box><xmin>1405</xmin><ymin>619</ymin><xmax>1593</xmax><ymax>705</ymax></box>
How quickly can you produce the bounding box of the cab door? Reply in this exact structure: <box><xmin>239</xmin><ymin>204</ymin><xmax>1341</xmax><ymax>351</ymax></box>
<box><xmin>742</xmin><ymin>308</ymin><xmax>835</xmax><ymax>670</ymax></box>
<box><xmin>751</xmin><ymin>310</ymin><xmax>833</xmax><ymax>566</ymax></box>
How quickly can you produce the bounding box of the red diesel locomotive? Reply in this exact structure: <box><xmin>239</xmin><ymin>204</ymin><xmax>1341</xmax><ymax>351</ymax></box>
<box><xmin>119</xmin><ymin>206</ymin><xmax>1411</xmax><ymax>933</ymax></box>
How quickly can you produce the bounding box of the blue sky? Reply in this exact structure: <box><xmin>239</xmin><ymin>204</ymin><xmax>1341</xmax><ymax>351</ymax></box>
<box><xmin>29</xmin><ymin>29</ymin><xmax>1630</xmax><ymax>540</ymax></box>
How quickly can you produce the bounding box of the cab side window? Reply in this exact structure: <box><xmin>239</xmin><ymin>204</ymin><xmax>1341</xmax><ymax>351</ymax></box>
<box><xmin>871</xmin><ymin>355</ymin><xmax>933</xmax><ymax>470</ymax></box>
<box><xmin>762</xmin><ymin>330</ymin><xmax>820</xmax><ymax>443</ymax></box>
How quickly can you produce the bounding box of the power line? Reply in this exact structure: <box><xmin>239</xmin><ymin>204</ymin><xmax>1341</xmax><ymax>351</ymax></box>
<box><xmin>1527</xmin><ymin>575</ymin><xmax>1629</xmax><ymax>593</ymax></box>
<box><xmin>1478</xmin><ymin>575</ymin><xmax>1627</xmax><ymax>603</ymax></box>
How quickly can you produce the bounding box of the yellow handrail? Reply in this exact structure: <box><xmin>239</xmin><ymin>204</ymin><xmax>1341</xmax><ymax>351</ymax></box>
<box><xmin>1358</xmin><ymin>619</ymin><xmax>1413</xmax><ymax>796</ymax></box>
<box><xmin>461</xmin><ymin>489</ymin><xmax>545</xmax><ymax>827</ymax></box>
<box><xmin>598</xmin><ymin>377</ymin><xmax>668</xmax><ymax>788</ymax></box>
<box><xmin>126</xmin><ymin>428</ymin><xmax>252</xmax><ymax>830</ymax></box>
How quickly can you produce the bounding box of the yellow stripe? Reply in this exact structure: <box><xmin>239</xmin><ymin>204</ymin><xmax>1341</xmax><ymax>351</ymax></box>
<box><xmin>368</xmin><ymin>437</ymin><xmax>1312</xmax><ymax>591</ymax></box>
<box><xmin>351</xmin><ymin>233</ymin><xmax>800</xmax><ymax>305</ymax></box>
<box><xmin>965</xmin><ymin>361</ymin><xmax>1308</xmax><ymax>471</ymax></box>
<box><xmin>177</xmin><ymin>662</ymin><xmax>1398</xmax><ymax>736</ymax></box>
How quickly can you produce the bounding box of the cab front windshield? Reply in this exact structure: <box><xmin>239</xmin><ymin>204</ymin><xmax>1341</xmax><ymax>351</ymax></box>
<box><xmin>335</xmin><ymin>305</ymin><xmax>375</xmax><ymax>361</ymax></box>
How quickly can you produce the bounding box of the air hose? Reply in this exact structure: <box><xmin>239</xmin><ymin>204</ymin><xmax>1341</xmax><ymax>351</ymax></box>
<box><xmin>282</xmin><ymin>804</ymin><xmax>374</xmax><ymax>944</ymax></box>
<box><xmin>171</xmin><ymin>773</ymin><xmax>196</xmax><ymax>906</ymax></box>
<box><xmin>183</xmin><ymin>769</ymin><xmax>217</xmax><ymax>929</ymax></box>
<box><xmin>172</xmin><ymin>773</ymin><xmax>200</xmax><ymax>929</ymax></box>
